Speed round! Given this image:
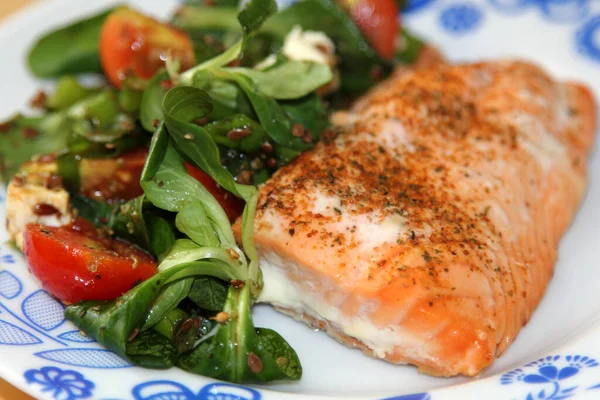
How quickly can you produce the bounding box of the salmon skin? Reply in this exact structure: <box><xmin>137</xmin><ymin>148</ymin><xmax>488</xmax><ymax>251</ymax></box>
<box><xmin>244</xmin><ymin>61</ymin><xmax>597</xmax><ymax>376</ymax></box>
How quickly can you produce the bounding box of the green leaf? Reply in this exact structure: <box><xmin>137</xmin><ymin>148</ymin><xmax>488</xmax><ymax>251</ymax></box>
<box><xmin>69</xmin><ymin>192</ymin><xmax>175</xmax><ymax>260</ymax></box>
<box><xmin>262</xmin><ymin>0</ymin><xmax>377</xmax><ymax>61</ymax></box>
<box><xmin>173</xmin><ymin>316</ymin><xmax>206</xmax><ymax>354</ymax></box>
<box><xmin>69</xmin><ymin>194</ymin><xmax>150</xmax><ymax>251</ymax></box>
<box><xmin>255</xmin><ymin>327</ymin><xmax>302</xmax><ymax>380</ymax></box>
<box><xmin>68</xmin><ymin>89</ymin><xmax>128</xmax><ymax>141</ymax></box>
<box><xmin>146</xmin><ymin>215</ymin><xmax>176</xmax><ymax>262</ymax></box>
<box><xmin>203</xmin><ymin>114</ymin><xmax>268</xmax><ymax>153</ymax></box>
<box><xmin>209</xmin><ymin>70</ymin><xmax>310</xmax><ymax>152</ymax></box>
<box><xmin>237</xmin><ymin>0</ymin><xmax>277</xmax><ymax>41</ymax></box>
<box><xmin>178</xmin><ymin>0</ymin><xmax>277</xmax><ymax>85</ymax></box>
<box><xmin>56</xmin><ymin>152</ymin><xmax>81</xmax><ymax>192</ymax></box>
<box><xmin>176</xmin><ymin>203</ymin><xmax>220</xmax><ymax>247</ymax></box>
<box><xmin>126</xmin><ymin>329</ymin><xmax>177</xmax><ymax>369</ymax></box>
<box><xmin>172</xmin><ymin>6</ymin><xmax>241</xmax><ymax>33</ymax></box>
<box><xmin>281</xmin><ymin>94</ymin><xmax>330</xmax><ymax>143</ymax></box>
<box><xmin>178</xmin><ymin>282</ymin><xmax>302</xmax><ymax>382</ymax></box>
<box><xmin>140</xmin><ymin>71</ymin><xmax>170</xmax><ymax>132</ymax></box>
<box><xmin>160</xmin><ymin>90</ymin><xmax>260</xmax><ymax>285</ymax></box>
<box><xmin>143</xmin><ymin>279</ymin><xmax>193</xmax><ymax>332</ymax></box>
<box><xmin>162</xmin><ymin>86</ymin><xmax>214</xmax><ymax>124</ymax></box>
<box><xmin>261</xmin><ymin>0</ymin><xmax>394</xmax><ymax>96</ymax></box>
<box><xmin>192</xmin><ymin>70</ymin><xmax>239</xmax><ymax>111</ymax></box>
<box><xmin>140</xmin><ymin>123</ymin><xmax>169</xmax><ymax>183</ymax></box>
<box><xmin>69</xmin><ymin>193</ymin><xmax>113</xmax><ymax>226</ymax></box>
<box><xmin>65</xmin><ymin>257</ymin><xmax>240</xmax><ymax>360</ymax></box>
<box><xmin>161</xmin><ymin>87</ymin><xmax>255</xmax><ymax>201</ymax></box>
<box><xmin>112</xmin><ymin>195</ymin><xmax>150</xmax><ymax>248</ymax></box>
<box><xmin>141</xmin><ymin>138</ymin><xmax>236</xmax><ymax>248</ymax></box>
<box><xmin>188</xmin><ymin>276</ymin><xmax>228</xmax><ymax>311</ymax></box>
<box><xmin>228</xmin><ymin>61</ymin><xmax>332</xmax><ymax>100</ymax></box>
<box><xmin>0</xmin><ymin>113</ymin><xmax>70</xmax><ymax>182</ymax></box>
<box><xmin>46</xmin><ymin>76</ymin><xmax>97</xmax><ymax>110</ymax></box>
<box><xmin>142</xmin><ymin>239</ymin><xmax>246</xmax><ymax>330</ymax></box>
<box><xmin>152</xmin><ymin>308</ymin><xmax>189</xmax><ymax>340</ymax></box>
<box><xmin>118</xmin><ymin>85</ymin><xmax>144</xmax><ymax>114</ymax></box>
<box><xmin>27</xmin><ymin>8</ymin><xmax>116</xmax><ymax>78</ymax></box>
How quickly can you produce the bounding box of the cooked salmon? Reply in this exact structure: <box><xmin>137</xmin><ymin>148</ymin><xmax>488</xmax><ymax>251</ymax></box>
<box><xmin>244</xmin><ymin>61</ymin><xmax>597</xmax><ymax>376</ymax></box>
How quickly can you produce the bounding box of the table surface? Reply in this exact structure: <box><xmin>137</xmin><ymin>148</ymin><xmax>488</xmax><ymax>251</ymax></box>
<box><xmin>1</xmin><ymin>0</ymin><xmax>38</xmax><ymax>398</ymax></box>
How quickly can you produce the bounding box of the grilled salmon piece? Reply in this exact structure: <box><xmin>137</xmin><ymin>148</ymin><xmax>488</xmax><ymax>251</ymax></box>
<box><xmin>244</xmin><ymin>61</ymin><xmax>597</xmax><ymax>376</ymax></box>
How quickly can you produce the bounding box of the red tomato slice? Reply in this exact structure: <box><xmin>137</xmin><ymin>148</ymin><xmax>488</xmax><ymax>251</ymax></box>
<box><xmin>99</xmin><ymin>7</ymin><xmax>195</xmax><ymax>88</ymax></box>
<box><xmin>23</xmin><ymin>223</ymin><xmax>157</xmax><ymax>303</ymax></box>
<box><xmin>185</xmin><ymin>163</ymin><xmax>245</xmax><ymax>222</ymax></box>
<box><xmin>340</xmin><ymin>0</ymin><xmax>400</xmax><ymax>60</ymax></box>
<box><xmin>80</xmin><ymin>147</ymin><xmax>148</xmax><ymax>203</ymax></box>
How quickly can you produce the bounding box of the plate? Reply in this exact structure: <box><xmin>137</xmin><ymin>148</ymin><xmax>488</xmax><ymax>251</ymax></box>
<box><xmin>1</xmin><ymin>0</ymin><xmax>599</xmax><ymax>399</ymax></box>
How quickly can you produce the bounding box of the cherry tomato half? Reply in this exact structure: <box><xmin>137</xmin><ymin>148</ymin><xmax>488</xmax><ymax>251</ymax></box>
<box><xmin>23</xmin><ymin>223</ymin><xmax>157</xmax><ymax>303</ymax></box>
<box><xmin>339</xmin><ymin>0</ymin><xmax>400</xmax><ymax>60</ymax></box>
<box><xmin>185</xmin><ymin>163</ymin><xmax>245</xmax><ymax>222</ymax></box>
<box><xmin>99</xmin><ymin>6</ymin><xmax>195</xmax><ymax>88</ymax></box>
<box><xmin>80</xmin><ymin>147</ymin><xmax>148</xmax><ymax>203</ymax></box>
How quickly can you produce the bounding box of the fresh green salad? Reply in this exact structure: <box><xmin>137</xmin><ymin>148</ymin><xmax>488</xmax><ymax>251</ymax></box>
<box><xmin>0</xmin><ymin>0</ymin><xmax>423</xmax><ymax>383</ymax></box>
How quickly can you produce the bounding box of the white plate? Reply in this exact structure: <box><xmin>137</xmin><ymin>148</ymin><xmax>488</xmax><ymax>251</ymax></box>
<box><xmin>1</xmin><ymin>0</ymin><xmax>600</xmax><ymax>399</ymax></box>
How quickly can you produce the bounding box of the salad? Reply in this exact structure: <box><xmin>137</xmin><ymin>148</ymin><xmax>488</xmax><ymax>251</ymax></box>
<box><xmin>0</xmin><ymin>0</ymin><xmax>424</xmax><ymax>384</ymax></box>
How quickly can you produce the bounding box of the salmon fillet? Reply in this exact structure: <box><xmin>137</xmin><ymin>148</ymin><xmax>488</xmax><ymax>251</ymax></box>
<box><xmin>244</xmin><ymin>61</ymin><xmax>597</xmax><ymax>376</ymax></box>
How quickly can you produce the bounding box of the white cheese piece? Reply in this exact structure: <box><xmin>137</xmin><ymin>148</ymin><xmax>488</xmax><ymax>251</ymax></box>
<box><xmin>282</xmin><ymin>25</ymin><xmax>336</xmax><ymax>66</ymax></box>
<box><xmin>6</xmin><ymin>174</ymin><xmax>72</xmax><ymax>250</ymax></box>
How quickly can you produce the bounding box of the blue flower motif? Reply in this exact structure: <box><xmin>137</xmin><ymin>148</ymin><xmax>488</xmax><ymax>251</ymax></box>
<box><xmin>576</xmin><ymin>15</ymin><xmax>600</xmax><ymax>63</ymax></box>
<box><xmin>24</xmin><ymin>366</ymin><xmax>95</xmax><ymax>400</ymax></box>
<box><xmin>1</xmin><ymin>254</ymin><xmax>15</xmax><ymax>264</ymax></box>
<box><xmin>440</xmin><ymin>3</ymin><xmax>484</xmax><ymax>34</ymax></box>
<box><xmin>488</xmin><ymin>0</ymin><xmax>589</xmax><ymax>23</ymax></box>
<box><xmin>131</xmin><ymin>380</ymin><xmax>261</xmax><ymax>400</ymax></box>
<box><xmin>500</xmin><ymin>355</ymin><xmax>599</xmax><ymax>399</ymax></box>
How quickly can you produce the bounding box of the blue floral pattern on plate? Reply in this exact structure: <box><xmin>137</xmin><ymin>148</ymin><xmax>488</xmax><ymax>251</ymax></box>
<box><xmin>500</xmin><ymin>355</ymin><xmax>600</xmax><ymax>399</ymax></box>
<box><xmin>488</xmin><ymin>0</ymin><xmax>589</xmax><ymax>22</ymax></box>
<box><xmin>576</xmin><ymin>16</ymin><xmax>600</xmax><ymax>63</ymax></box>
<box><xmin>1</xmin><ymin>0</ymin><xmax>600</xmax><ymax>399</ymax></box>
<box><xmin>0</xmin><ymin>270</ymin><xmax>22</xmax><ymax>299</ymax></box>
<box><xmin>24</xmin><ymin>366</ymin><xmax>95</xmax><ymax>400</ymax></box>
<box><xmin>131</xmin><ymin>381</ymin><xmax>262</xmax><ymax>400</ymax></box>
<box><xmin>0</xmin><ymin>319</ymin><xmax>42</xmax><ymax>345</ymax></box>
<box><xmin>439</xmin><ymin>3</ymin><xmax>484</xmax><ymax>33</ymax></box>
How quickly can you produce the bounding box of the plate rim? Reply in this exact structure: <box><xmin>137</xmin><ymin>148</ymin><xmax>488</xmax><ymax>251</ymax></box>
<box><xmin>1</xmin><ymin>1</ymin><xmax>600</xmax><ymax>399</ymax></box>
